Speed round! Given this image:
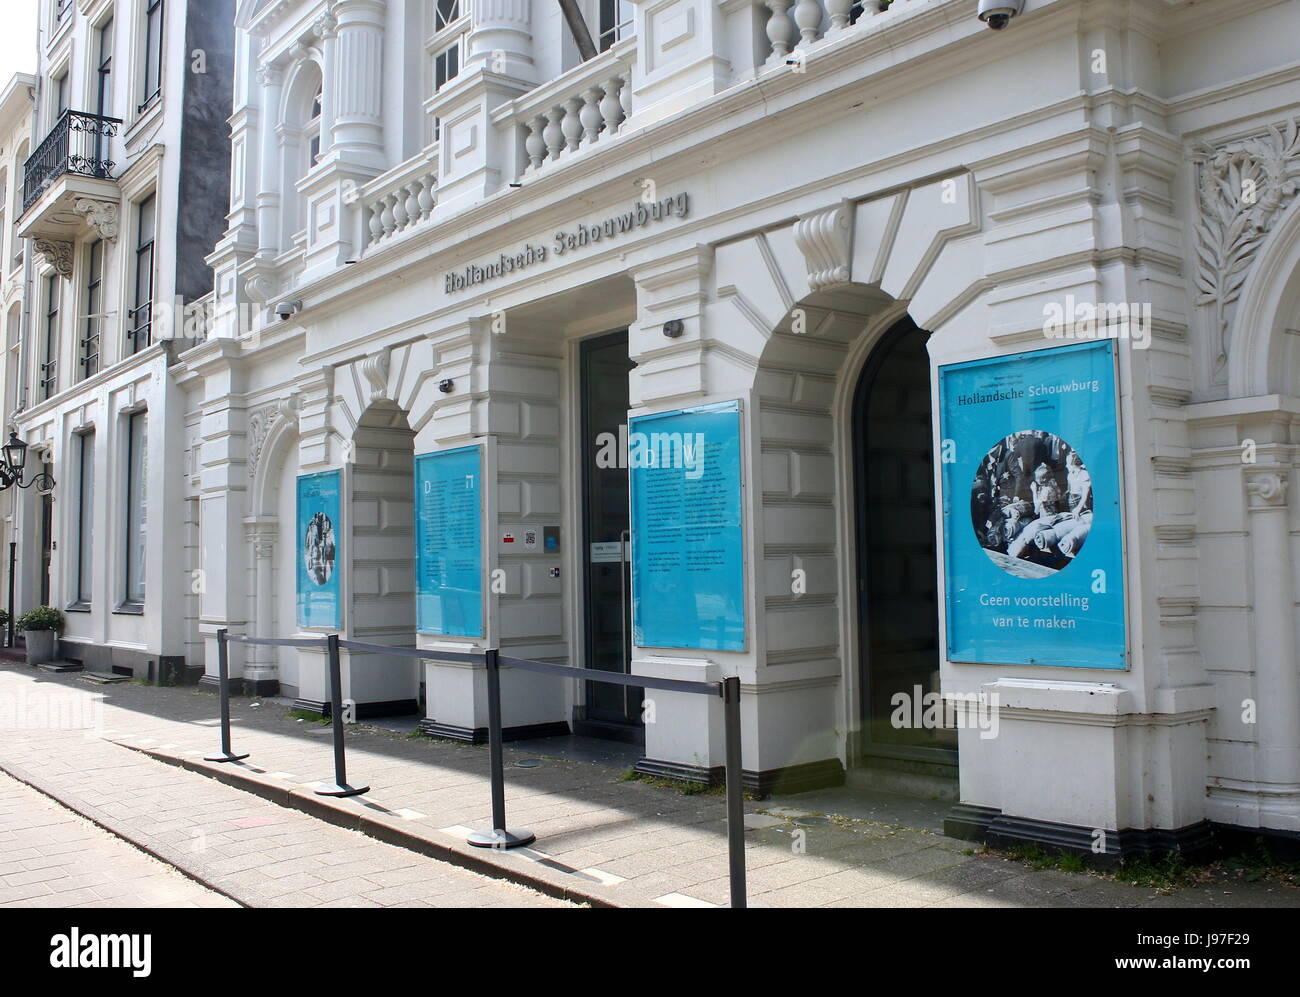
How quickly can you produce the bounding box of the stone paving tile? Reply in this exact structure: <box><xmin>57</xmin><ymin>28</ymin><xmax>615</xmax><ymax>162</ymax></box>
<box><xmin>0</xmin><ymin>770</ymin><xmax>237</xmax><ymax>909</ymax></box>
<box><xmin>2</xmin><ymin>663</ymin><xmax>1298</xmax><ymax>910</ymax></box>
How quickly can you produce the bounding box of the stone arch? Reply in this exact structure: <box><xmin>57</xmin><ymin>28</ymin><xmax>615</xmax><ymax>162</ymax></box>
<box><xmin>751</xmin><ymin>283</ymin><xmax>923</xmax><ymax>764</ymax></box>
<box><xmin>344</xmin><ymin>400</ymin><xmax>420</xmax><ymax>716</ymax></box>
<box><xmin>1229</xmin><ymin>196</ymin><xmax>1300</xmax><ymax>398</ymax></box>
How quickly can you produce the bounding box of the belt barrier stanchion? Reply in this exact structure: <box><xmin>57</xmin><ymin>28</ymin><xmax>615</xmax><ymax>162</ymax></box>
<box><xmin>315</xmin><ymin>632</ymin><xmax>369</xmax><ymax>797</ymax></box>
<box><xmin>204</xmin><ymin>628</ymin><xmax>249</xmax><ymax>763</ymax></box>
<box><xmin>467</xmin><ymin>647</ymin><xmax>535</xmax><ymax>849</ymax></box>
<box><xmin>722</xmin><ymin>675</ymin><xmax>746</xmax><ymax>909</ymax></box>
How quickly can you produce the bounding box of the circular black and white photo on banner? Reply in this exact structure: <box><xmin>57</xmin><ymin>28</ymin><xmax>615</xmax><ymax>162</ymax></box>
<box><xmin>970</xmin><ymin>430</ymin><xmax>1094</xmax><ymax>578</ymax></box>
<box><xmin>303</xmin><ymin>511</ymin><xmax>336</xmax><ymax>586</ymax></box>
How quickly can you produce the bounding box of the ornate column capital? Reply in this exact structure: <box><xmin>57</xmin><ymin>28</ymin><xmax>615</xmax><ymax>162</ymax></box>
<box><xmin>1246</xmin><ymin>470</ymin><xmax>1290</xmax><ymax>509</ymax></box>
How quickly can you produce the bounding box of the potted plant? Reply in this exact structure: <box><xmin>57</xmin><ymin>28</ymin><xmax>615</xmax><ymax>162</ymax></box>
<box><xmin>18</xmin><ymin>606</ymin><xmax>63</xmax><ymax>665</ymax></box>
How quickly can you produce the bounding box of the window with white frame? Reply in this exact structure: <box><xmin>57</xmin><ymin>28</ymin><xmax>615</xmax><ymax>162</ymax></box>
<box><xmin>598</xmin><ymin>0</ymin><xmax>634</xmax><ymax>51</ymax></box>
<box><xmin>74</xmin><ymin>430</ymin><xmax>95</xmax><ymax>606</ymax></box>
<box><xmin>123</xmin><ymin>409</ymin><xmax>147</xmax><ymax>605</ymax></box>
<box><xmin>82</xmin><ymin>239</ymin><xmax>103</xmax><ymax>379</ymax></box>
<box><xmin>10</xmin><ymin>147</ymin><xmax>24</xmax><ymax>269</ymax></box>
<box><xmin>41</xmin><ymin>273</ymin><xmax>60</xmax><ymax>400</ymax></box>
<box><xmin>427</xmin><ymin>0</ymin><xmax>470</xmax><ymax>141</ymax></box>
<box><xmin>96</xmin><ymin>16</ymin><xmax>114</xmax><ymax>118</ymax></box>
<box><xmin>53</xmin><ymin>71</ymin><xmax>69</xmax><ymax>123</ymax></box>
<box><xmin>128</xmin><ymin>193</ymin><xmax>155</xmax><ymax>353</ymax></box>
<box><xmin>139</xmin><ymin>0</ymin><xmax>164</xmax><ymax>113</ymax></box>
<box><xmin>4</xmin><ymin>306</ymin><xmax>20</xmax><ymax>419</ymax></box>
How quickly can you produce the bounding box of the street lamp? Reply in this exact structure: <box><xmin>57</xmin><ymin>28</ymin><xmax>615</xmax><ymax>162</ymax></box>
<box><xmin>0</xmin><ymin>433</ymin><xmax>55</xmax><ymax>492</ymax></box>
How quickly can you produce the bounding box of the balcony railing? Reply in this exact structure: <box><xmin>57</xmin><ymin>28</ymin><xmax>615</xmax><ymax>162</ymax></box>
<box><xmin>361</xmin><ymin>151</ymin><xmax>439</xmax><ymax>251</ymax></box>
<box><xmin>496</xmin><ymin>39</ymin><xmax>636</xmax><ymax>181</ymax></box>
<box><xmin>22</xmin><ymin>109</ymin><xmax>122</xmax><ymax>212</ymax></box>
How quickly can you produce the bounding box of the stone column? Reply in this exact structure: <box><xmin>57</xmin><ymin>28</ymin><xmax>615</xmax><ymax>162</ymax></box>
<box><xmin>329</xmin><ymin>0</ymin><xmax>385</xmax><ymax>168</ymax></box>
<box><xmin>1244</xmin><ymin>469</ymin><xmax>1300</xmax><ymax>811</ymax></box>
<box><xmin>255</xmin><ymin>63</ymin><xmax>283</xmax><ymax>255</ymax></box>
<box><xmin>466</xmin><ymin>0</ymin><xmax>534</xmax><ymax>80</ymax></box>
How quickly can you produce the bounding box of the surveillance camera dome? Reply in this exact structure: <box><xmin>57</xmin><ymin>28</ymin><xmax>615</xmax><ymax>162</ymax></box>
<box><xmin>977</xmin><ymin>1</ymin><xmax>1023</xmax><ymax>30</ymax></box>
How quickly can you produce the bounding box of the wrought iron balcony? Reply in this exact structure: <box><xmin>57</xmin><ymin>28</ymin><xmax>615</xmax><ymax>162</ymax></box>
<box><xmin>22</xmin><ymin>110</ymin><xmax>122</xmax><ymax>212</ymax></box>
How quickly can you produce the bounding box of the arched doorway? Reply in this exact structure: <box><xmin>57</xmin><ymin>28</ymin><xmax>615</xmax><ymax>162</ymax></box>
<box><xmin>851</xmin><ymin>317</ymin><xmax>954</xmax><ymax>782</ymax></box>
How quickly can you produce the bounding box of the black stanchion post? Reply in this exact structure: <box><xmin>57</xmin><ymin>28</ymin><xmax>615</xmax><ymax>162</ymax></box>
<box><xmin>723</xmin><ymin>675</ymin><xmax>747</xmax><ymax>909</ymax></box>
<box><xmin>315</xmin><ymin>633</ymin><xmax>369</xmax><ymax>797</ymax></box>
<box><xmin>204</xmin><ymin>629</ymin><xmax>248</xmax><ymax>763</ymax></box>
<box><xmin>468</xmin><ymin>648</ymin><xmax>535</xmax><ymax>849</ymax></box>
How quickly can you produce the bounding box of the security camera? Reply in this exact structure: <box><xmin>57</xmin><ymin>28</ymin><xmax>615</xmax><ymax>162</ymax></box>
<box><xmin>978</xmin><ymin>0</ymin><xmax>1023</xmax><ymax>29</ymax></box>
<box><xmin>274</xmin><ymin>300</ymin><xmax>301</xmax><ymax>320</ymax></box>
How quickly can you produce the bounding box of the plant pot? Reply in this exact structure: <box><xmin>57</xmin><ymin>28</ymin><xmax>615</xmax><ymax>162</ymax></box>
<box><xmin>24</xmin><ymin>630</ymin><xmax>56</xmax><ymax>665</ymax></box>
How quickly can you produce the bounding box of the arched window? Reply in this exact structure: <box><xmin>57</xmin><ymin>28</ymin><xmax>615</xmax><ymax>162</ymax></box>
<box><xmin>306</xmin><ymin>83</ymin><xmax>323</xmax><ymax>170</ymax></box>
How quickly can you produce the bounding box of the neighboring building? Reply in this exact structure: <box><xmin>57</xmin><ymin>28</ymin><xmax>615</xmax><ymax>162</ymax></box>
<box><xmin>176</xmin><ymin>0</ymin><xmax>1300</xmax><ymax>859</ymax></box>
<box><xmin>0</xmin><ymin>72</ymin><xmax>38</xmax><ymax>635</ymax></box>
<box><xmin>12</xmin><ymin>0</ymin><xmax>234</xmax><ymax>680</ymax></box>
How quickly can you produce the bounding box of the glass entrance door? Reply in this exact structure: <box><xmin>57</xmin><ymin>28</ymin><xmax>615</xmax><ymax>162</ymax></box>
<box><xmin>579</xmin><ymin>330</ymin><xmax>642</xmax><ymax>734</ymax></box>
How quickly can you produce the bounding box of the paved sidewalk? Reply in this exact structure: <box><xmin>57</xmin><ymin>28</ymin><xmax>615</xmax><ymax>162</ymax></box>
<box><xmin>1</xmin><ymin>662</ymin><xmax>1296</xmax><ymax>909</ymax></box>
<box><xmin>0</xmin><ymin>770</ymin><xmax>237</xmax><ymax>908</ymax></box>
<box><xmin>0</xmin><ymin>672</ymin><xmax>573</xmax><ymax>908</ymax></box>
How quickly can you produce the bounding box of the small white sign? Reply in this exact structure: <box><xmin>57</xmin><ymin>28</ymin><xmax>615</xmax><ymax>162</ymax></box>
<box><xmin>590</xmin><ymin>541</ymin><xmax>625</xmax><ymax>563</ymax></box>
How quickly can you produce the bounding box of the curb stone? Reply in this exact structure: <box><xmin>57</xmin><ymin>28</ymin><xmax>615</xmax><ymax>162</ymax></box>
<box><xmin>115</xmin><ymin>737</ymin><xmax>660</xmax><ymax>909</ymax></box>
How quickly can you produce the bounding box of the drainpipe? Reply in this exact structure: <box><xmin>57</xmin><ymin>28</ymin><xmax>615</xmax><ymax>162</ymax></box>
<box><xmin>556</xmin><ymin>0</ymin><xmax>598</xmax><ymax>61</ymax></box>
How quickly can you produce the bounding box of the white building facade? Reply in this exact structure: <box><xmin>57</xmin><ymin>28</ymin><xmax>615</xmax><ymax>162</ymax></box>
<box><xmin>186</xmin><ymin>0</ymin><xmax>1300</xmax><ymax>858</ymax></box>
<box><xmin>13</xmin><ymin>0</ymin><xmax>234</xmax><ymax>680</ymax></box>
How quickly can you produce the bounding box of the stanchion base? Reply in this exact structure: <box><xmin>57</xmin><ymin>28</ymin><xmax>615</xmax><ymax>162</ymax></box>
<box><xmin>314</xmin><ymin>782</ymin><xmax>370</xmax><ymax>798</ymax></box>
<box><xmin>467</xmin><ymin>828</ymin><xmax>536</xmax><ymax>849</ymax></box>
<box><xmin>203</xmin><ymin>752</ymin><xmax>250</xmax><ymax>763</ymax></box>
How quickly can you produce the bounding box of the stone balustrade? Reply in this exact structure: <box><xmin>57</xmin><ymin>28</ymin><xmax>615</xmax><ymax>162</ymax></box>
<box><xmin>361</xmin><ymin>154</ymin><xmax>438</xmax><ymax>249</ymax></box>
<box><xmin>502</xmin><ymin>40</ymin><xmax>636</xmax><ymax>179</ymax></box>
<box><xmin>762</xmin><ymin>0</ymin><xmax>880</xmax><ymax>62</ymax></box>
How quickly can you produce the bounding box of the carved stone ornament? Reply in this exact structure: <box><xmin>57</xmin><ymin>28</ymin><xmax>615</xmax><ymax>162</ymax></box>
<box><xmin>1192</xmin><ymin>118</ymin><xmax>1300</xmax><ymax>380</ymax></box>
<box><xmin>247</xmin><ymin>397</ymin><xmax>301</xmax><ymax>478</ymax></box>
<box><xmin>360</xmin><ymin>348</ymin><xmax>390</xmax><ymax>403</ymax></box>
<box><xmin>34</xmin><ymin>240</ymin><xmax>73</xmax><ymax>278</ymax></box>
<box><xmin>793</xmin><ymin>201</ymin><xmax>853</xmax><ymax>291</ymax></box>
<box><xmin>74</xmin><ymin>197</ymin><xmax>119</xmax><ymax>242</ymax></box>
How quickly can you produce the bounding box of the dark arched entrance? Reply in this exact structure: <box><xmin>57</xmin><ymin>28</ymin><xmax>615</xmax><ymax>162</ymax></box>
<box><xmin>851</xmin><ymin>317</ymin><xmax>955</xmax><ymax>780</ymax></box>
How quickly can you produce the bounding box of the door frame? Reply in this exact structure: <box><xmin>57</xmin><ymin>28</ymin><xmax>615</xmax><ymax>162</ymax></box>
<box><xmin>573</xmin><ymin>328</ymin><xmax>642</xmax><ymax>740</ymax></box>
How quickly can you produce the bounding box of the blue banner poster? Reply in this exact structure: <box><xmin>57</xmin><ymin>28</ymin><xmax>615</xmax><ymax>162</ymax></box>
<box><xmin>297</xmin><ymin>470</ymin><xmax>342</xmax><ymax>629</ymax></box>
<box><xmin>939</xmin><ymin>341</ymin><xmax>1127</xmax><ymax>669</ymax></box>
<box><xmin>414</xmin><ymin>446</ymin><xmax>483</xmax><ymax>638</ymax></box>
<box><xmin>630</xmin><ymin>401</ymin><xmax>745</xmax><ymax>652</ymax></box>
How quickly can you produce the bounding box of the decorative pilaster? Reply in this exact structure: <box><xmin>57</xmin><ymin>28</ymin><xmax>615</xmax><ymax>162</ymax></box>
<box><xmin>243</xmin><ymin>517</ymin><xmax>280</xmax><ymax>689</ymax></box>
<box><xmin>1243</xmin><ymin>468</ymin><xmax>1300</xmax><ymax>803</ymax></box>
